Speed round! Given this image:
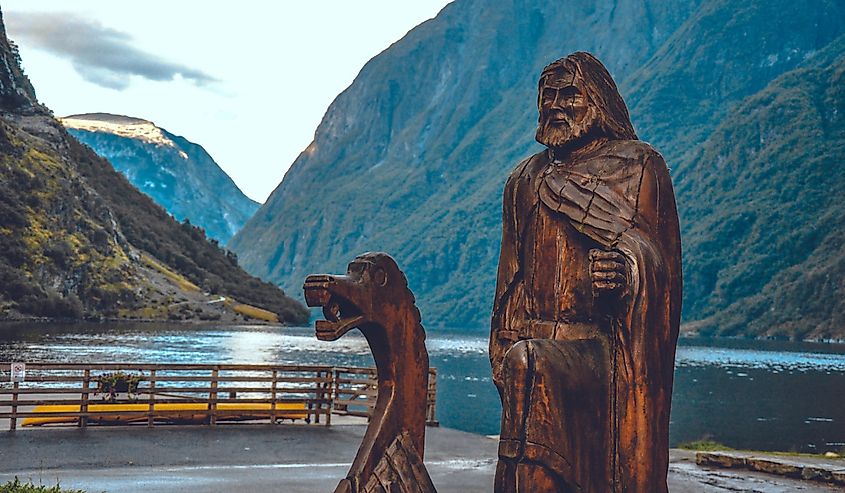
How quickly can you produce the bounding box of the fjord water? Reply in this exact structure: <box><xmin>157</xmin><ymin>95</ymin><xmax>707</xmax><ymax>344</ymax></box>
<box><xmin>1</xmin><ymin>323</ymin><xmax>843</xmax><ymax>453</ymax></box>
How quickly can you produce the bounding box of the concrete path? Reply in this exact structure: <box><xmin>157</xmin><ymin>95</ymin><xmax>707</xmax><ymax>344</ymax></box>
<box><xmin>0</xmin><ymin>425</ymin><xmax>841</xmax><ymax>492</ymax></box>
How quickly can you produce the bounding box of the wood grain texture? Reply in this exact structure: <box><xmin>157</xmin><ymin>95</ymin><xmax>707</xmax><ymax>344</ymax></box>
<box><xmin>304</xmin><ymin>253</ymin><xmax>436</xmax><ymax>493</ymax></box>
<box><xmin>491</xmin><ymin>52</ymin><xmax>682</xmax><ymax>492</ymax></box>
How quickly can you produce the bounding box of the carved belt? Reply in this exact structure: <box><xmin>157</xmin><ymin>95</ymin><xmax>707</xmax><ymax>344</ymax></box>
<box><xmin>498</xmin><ymin>320</ymin><xmax>599</xmax><ymax>342</ymax></box>
<box><xmin>498</xmin><ymin>439</ymin><xmax>579</xmax><ymax>490</ymax></box>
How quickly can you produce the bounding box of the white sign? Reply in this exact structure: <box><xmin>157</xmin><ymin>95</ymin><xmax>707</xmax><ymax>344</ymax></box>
<box><xmin>10</xmin><ymin>362</ymin><xmax>25</xmax><ymax>383</ymax></box>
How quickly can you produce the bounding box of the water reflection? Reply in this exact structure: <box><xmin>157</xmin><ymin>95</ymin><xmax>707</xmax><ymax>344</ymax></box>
<box><xmin>1</xmin><ymin>322</ymin><xmax>843</xmax><ymax>453</ymax></box>
<box><xmin>224</xmin><ymin>330</ymin><xmax>282</xmax><ymax>365</ymax></box>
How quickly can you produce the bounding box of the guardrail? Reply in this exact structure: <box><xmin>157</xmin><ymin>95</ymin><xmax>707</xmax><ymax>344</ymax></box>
<box><xmin>332</xmin><ymin>367</ymin><xmax>438</xmax><ymax>426</ymax></box>
<box><xmin>0</xmin><ymin>363</ymin><xmax>438</xmax><ymax>430</ymax></box>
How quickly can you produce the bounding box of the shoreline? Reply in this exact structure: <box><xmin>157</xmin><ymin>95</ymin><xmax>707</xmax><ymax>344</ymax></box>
<box><xmin>1</xmin><ymin>327</ymin><xmax>843</xmax><ymax>459</ymax></box>
<box><xmin>2</xmin><ymin>318</ymin><xmax>844</xmax><ymax>345</ymax></box>
<box><xmin>0</xmin><ymin>317</ymin><xmax>287</xmax><ymax>328</ymax></box>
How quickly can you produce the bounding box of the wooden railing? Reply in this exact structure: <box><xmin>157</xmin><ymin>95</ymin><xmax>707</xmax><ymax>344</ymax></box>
<box><xmin>332</xmin><ymin>367</ymin><xmax>438</xmax><ymax>427</ymax></box>
<box><xmin>0</xmin><ymin>363</ymin><xmax>437</xmax><ymax>430</ymax></box>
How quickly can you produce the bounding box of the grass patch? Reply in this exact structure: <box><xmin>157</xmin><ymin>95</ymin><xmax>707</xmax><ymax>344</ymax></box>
<box><xmin>678</xmin><ymin>439</ymin><xmax>844</xmax><ymax>459</ymax></box>
<box><xmin>0</xmin><ymin>478</ymin><xmax>87</xmax><ymax>493</ymax></box>
<box><xmin>141</xmin><ymin>253</ymin><xmax>201</xmax><ymax>293</ymax></box>
<box><xmin>118</xmin><ymin>305</ymin><xmax>169</xmax><ymax>319</ymax></box>
<box><xmin>232</xmin><ymin>303</ymin><xmax>279</xmax><ymax>323</ymax></box>
<box><xmin>677</xmin><ymin>439</ymin><xmax>735</xmax><ymax>452</ymax></box>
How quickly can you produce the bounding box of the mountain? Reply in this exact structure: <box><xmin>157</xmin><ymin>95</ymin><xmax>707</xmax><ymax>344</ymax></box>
<box><xmin>61</xmin><ymin>113</ymin><xmax>258</xmax><ymax>245</ymax></box>
<box><xmin>676</xmin><ymin>36</ymin><xmax>845</xmax><ymax>339</ymax></box>
<box><xmin>230</xmin><ymin>0</ymin><xmax>703</xmax><ymax>326</ymax></box>
<box><xmin>229</xmin><ymin>0</ymin><xmax>845</xmax><ymax>339</ymax></box>
<box><xmin>0</xmin><ymin>10</ymin><xmax>308</xmax><ymax>324</ymax></box>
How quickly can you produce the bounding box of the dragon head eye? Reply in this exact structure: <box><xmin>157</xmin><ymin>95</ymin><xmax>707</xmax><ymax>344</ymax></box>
<box><xmin>372</xmin><ymin>267</ymin><xmax>387</xmax><ymax>286</ymax></box>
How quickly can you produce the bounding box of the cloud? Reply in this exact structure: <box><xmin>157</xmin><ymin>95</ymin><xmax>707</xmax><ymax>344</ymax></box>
<box><xmin>5</xmin><ymin>11</ymin><xmax>218</xmax><ymax>90</ymax></box>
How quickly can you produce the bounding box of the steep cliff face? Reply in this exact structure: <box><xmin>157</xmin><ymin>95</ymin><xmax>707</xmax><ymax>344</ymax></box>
<box><xmin>62</xmin><ymin>114</ymin><xmax>258</xmax><ymax>245</ymax></box>
<box><xmin>621</xmin><ymin>0</ymin><xmax>845</xmax><ymax>337</ymax></box>
<box><xmin>0</xmin><ymin>10</ymin><xmax>37</xmax><ymax>114</ymax></box>
<box><xmin>677</xmin><ymin>36</ymin><xmax>845</xmax><ymax>339</ymax></box>
<box><xmin>230</xmin><ymin>0</ymin><xmax>703</xmax><ymax>327</ymax></box>
<box><xmin>0</xmin><ymin>11</ymin><xmax>307</xmax><ymax>324</ymax></box>
<box><xmin>626</xmin><ymin>0</ymin><xmax>845</xmax><ymax>166</ymax></box>
<box><xmin>230</xmin><ymin>0</ymin><xmax>845</xmax><ymax>338</ymax></box>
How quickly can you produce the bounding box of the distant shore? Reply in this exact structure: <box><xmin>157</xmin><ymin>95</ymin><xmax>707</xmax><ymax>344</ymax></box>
<box><xmin>2</xmin><ymin>318</ymin><xmax>845</xmax><ymax>344</ymax></box>
<box><xmin>0</xmin><ymin>316</ymin><xmax>287</xmax><ymax>327</ymax></box>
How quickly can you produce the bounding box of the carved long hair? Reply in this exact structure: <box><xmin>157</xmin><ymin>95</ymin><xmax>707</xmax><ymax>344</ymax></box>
<box><xmin>538</xmin><ymin>52</ymin><xmax>638</xmax><ymax>141</ymax></box>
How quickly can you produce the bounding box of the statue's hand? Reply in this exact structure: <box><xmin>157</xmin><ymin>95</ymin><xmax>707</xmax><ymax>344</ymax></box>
<box><xmin>589</xmin><ymin>249</ymin><xmax>627</xmax><ymax>298</ymax></box>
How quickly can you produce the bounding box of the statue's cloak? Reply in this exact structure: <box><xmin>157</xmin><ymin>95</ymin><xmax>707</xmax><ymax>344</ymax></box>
<box><xmin>491</xmin><ymin>140</ymin><xmax>682</xmax><ymax>492</ymax></box>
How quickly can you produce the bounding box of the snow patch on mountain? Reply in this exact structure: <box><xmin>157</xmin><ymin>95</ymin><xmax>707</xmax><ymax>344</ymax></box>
<box><xmin>60</xmin><ymin>113</ymin><xmax>179</xmax><ymax>150</ymax></box>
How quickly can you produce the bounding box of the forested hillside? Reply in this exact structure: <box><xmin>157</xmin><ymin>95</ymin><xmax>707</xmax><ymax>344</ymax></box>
<box><xmin>0</xmin><ymin>10</ymin><xmax>307</xmax><ymax>324</ymax></box>
<box><xmin>230</xmin><ymin>0</ymin><xmax>845</xmax><ymax>339</ymax></box>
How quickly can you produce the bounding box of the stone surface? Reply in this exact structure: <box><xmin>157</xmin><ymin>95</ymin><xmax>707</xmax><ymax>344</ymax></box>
<box><xmin>696</xmin><ymin>451</ymin><xmax>845</xmax><ymax>486</ymax></box>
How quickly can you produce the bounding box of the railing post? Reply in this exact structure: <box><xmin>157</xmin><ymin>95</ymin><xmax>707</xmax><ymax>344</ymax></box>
<box><xmin>10</xmin><ymin>381</ymin><xmax>18</xmax><ymax>431</ymax></box>
<box><xmin>427</xmin><ymin>368</ymin><xmax>439</xmax><ymax>427</ymax></box>
<box><xmin>368</xmin><ymin>368</ymin><xmax>378</xmax><ymax>422</ymax></box>
<box><xmin>305</xmin><ymin>372</ymin><xmax>312</xmax><ymax>425</ymax></box>
<box><xmin>209</xmin><ymin>367</ymin><xmax>218</xmax><ymax>426</ymax></box>
<box><xmin>325</xmin><ymin>370</ymin><xmax>332</xmax><ymax>427</ymax></box>
<box><xmin>148</xmin><ymin>369</ymin><xmax>156</xmax><ymax>428</ymax></box>
<box><xmin>270</xmin><ymin>369</ymin><xmax>277</xmax><ymax>425</ymax></box>
<box><xmin>333</xmin><ymin>368</ymin><xmax>344</xmax><ymax>414</ymax></box>
<box><xmin>313</xmin><ymin>370</ymin><xmax>321</xmax><ymax>425</ymax></box>
<box><xmin>80</xmin><ymin>369</ymin><xmax>90</xmax><ymax>429</ymax></box>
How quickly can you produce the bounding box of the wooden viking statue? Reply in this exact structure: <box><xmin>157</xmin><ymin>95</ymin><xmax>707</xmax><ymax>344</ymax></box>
<box><xmin>489</xmin><ymin>52</ymin><xmax>682</xmax><ymax>492</ymax></box>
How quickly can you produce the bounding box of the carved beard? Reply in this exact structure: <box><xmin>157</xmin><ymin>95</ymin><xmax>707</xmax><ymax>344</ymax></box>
<box><xmin>535</xmin><ymin>109</ymin><xmax>596</xmax><ymax>149</ymax></box>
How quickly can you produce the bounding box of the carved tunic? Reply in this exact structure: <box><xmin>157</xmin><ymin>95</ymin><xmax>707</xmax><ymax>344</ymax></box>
<box><xmin>523</xmin><ymin>200</ymin><xmax>596</xmax><ymax>325</ymax></box>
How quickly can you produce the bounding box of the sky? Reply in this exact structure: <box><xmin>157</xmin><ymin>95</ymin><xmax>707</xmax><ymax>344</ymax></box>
<box><xmin>3</xmin><ymin>1</ymin><xmax>453</xmax><ymax>203</ymax></box>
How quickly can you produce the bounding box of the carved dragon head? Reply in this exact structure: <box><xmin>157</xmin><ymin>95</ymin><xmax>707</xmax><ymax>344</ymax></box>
<box><xmin>303</xmin><ymin>252</ymin><xmax>423</xmax><ymax>342</ymax></box>
<box><xmin>303</xmin><ymin>253</ymin><xmax>433</xmax><ymax>493</ymax></box>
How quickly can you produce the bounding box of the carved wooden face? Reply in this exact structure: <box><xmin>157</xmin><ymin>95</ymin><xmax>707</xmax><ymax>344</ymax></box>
<box><xmin>535</xmin><ymin>67</ymin><xmax>597</xmax><ymax>149</ymax></box>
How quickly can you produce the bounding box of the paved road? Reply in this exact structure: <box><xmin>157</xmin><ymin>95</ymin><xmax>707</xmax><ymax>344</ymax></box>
<box><xmin>0</xmin><ymin>425</ymin><xmax>840</xmax><ymax>492</ymax></box>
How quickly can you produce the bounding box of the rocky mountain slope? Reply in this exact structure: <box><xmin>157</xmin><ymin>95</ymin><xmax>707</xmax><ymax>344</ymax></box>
<box><xmin>62</xmin><ymin>114</ymin><xmax>258</xmax><ymax>245</ymax></box>
<box><xmin>677</xmin><ymin>36</ymin><xmax>845</xmax><ymax>339</ymax></box>
<box><xmin>0</xmin><ymin>10</ymin><xmax>307</xmax><ymax>324</ymax></box>
<box><xmin>229</xmin><ymin>0</ymin><xmax>845</xmax><ymax>339</ymax></box>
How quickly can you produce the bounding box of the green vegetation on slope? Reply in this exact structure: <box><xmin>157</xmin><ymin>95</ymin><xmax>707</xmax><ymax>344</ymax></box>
<box><xmin>0</xmin><ymin>117</ymin><xmax>308</xmax><ymax>323</ymax></box>
<box><xmin>0</xmin><ymin>121</ymin><xmax>134</xmax><ymax>318</ymax></box>
<box><xmin>0</xmin><ymin>8</ymin><xmax>308</xmax><ymax>324</ymax></box>
<box><xmin>64</xmin><ymin>132</ymin><xmax>308</xmax><ymax>323</ymax></box>
<box><xmin>677</xmin><ymin>37</ymin><xmax>845</xmax><ymax>339</ymax></box>
<box><xmin>230</xmin><ymin>0</ymin><xmax>703</xmax><ymax>329</ymax></box>
<box><xmin>230</xmin><ymin>0</ymin><xmax>845</xmax><ymax>338</ymax></box>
